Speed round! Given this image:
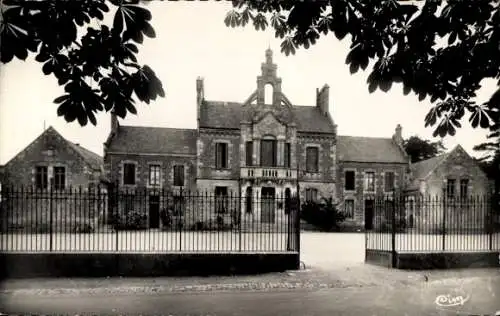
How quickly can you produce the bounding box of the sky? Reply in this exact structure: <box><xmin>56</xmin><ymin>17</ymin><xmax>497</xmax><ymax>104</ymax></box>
<box><xmin>0</xmin><ymin>2</ymin><xmax>495</xmax><ymax>165</ymax></box>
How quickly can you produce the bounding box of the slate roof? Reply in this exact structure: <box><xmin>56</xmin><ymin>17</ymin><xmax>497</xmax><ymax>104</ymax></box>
<box><xmin>409</xmin><ymin>153</ymin><xmax>449</xmax><ymax>181</ymax></box>
<box><xmin>67</xmin><ymin>142</ymin><xmax>103</xmax><ymax>171</ymax></box>
<box><xmin>108</xmin><ymin>126</ymin><xmax>197</xmax><ymax>155</ymax></box>
<box><xmin>199</xmin><ymin>101</ymin><xmax>335</xmax><ymax>133</ymax></box>
<box><xmin>336</xmin><ymin>135</ymin><xmax>408</xmax><ymax>163</ymax></box>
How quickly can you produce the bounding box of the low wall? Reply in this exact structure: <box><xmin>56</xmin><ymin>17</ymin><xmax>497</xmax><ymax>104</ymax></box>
<box><xmin>0</xmin><ymin>252</ymin><xmax>300</xmax><ymax>278</ymax></box>
<box><xmin>365</xmin><ymin>249</ymin><xmax>500</xmax><ymax>270</ymax></box>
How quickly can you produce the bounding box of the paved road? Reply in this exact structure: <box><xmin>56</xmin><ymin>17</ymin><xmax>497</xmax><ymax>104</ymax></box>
<box><xmin>2</xmin><ymin>278</ymin><xmax>499</xmax><ymax>316</ymax></box>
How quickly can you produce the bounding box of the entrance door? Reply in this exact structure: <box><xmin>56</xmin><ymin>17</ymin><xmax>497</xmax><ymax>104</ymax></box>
<box><xmin>149</xmin><ymin>195</ymin><xmax>160</xmax><ymax>229</ymax></box>
<box><xmin>364</xmin><ymin>199</ymin><xmax>374</xmax><ymax>230</ymax></box>
<box><xmin>261</xmin><ymin>187</ymin><xmax>276</xmax><ymax>223</ymax></box>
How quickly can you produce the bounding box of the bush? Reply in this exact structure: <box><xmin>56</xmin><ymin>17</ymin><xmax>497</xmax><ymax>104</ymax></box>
<box><xmin>189</xmin><ymin>216</ymin><xmax>233</xmax><ymax>231</ymax></box>
<box><xmin>300</xmin><ymin>197</ymin><xmax>345</xmax><ymax>232</ymax></box>
<box><xmin>115</xmin><ymin>210</ymin><xmax>147</xmax><ymax>230</ymax></box>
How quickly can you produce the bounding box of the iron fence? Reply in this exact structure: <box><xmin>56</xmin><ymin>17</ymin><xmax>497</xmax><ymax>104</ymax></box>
<box><xmin>366</xmin><ymin>194</ymin><xmax>500</xmax><ymax>253</ymax></box>
<box><xmin>0</xmin><ymin>185</ymin><xmax>300</xmax><ymax>253</ymax></box>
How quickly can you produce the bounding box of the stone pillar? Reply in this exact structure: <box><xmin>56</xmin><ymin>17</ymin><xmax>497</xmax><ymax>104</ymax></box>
<box><xmin>277</xmin><ymin>138</ymin><xmax>285</xmax><ymax>167</ymax></box>
<box><xmin>254</xmin><ymin>138</ymin><xmax>260</xmax><ymax>166</ymax></box>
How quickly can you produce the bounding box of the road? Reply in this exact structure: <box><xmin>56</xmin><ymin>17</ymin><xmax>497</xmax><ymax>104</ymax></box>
<box><xmin>1</xmin><ymin>278</ymin><xmax>499</xmax><ymax>316</ymax></box>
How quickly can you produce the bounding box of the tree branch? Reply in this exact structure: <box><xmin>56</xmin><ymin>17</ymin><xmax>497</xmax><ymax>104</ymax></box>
<box><xmin>123</xmin><ymin>62</ymin><xmax>141</xmax><ymax>70</ymax></box>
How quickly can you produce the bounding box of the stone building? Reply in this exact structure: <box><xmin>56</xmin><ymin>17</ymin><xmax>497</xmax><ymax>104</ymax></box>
<box><xmin>103</xmin><ymin>49</ymin><xmax>493</xmax><ymax>231</ymax></box>
<box><xmin>104</xmin><ymin>49</ymin><xmax>337</xmax><ymax>228</ymax></box>
<box><xmin>404</xmin><ymin>144</ymin><xmax>493</xmax><ymax>232</ymax></box>
<box><xmin>1</xmin><ymin>126</ymin><xmax>105</xmax><ymax>232</ymax></box>
<box><xmin>335</xmin><ymin>126</ymin><xmax>410</xmax><ymax>230</ymax></box>
<box><xmin>2</xmin><ymin>126</ymin><xmax>103</xmax><ymax>188</ymax></box>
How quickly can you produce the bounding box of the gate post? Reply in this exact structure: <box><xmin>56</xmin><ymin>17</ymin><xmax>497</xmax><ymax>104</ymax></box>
<box><xmin>391</xmin><ymin>193</ymin><xmax>396</xmax><ymax>268</ymax></box>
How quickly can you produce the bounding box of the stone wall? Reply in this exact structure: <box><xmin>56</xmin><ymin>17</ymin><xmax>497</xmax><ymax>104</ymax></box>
<box><xmin>336</xmin><ymin>161</ymin><xmax>408</xmax><ymax>229</ymax></box>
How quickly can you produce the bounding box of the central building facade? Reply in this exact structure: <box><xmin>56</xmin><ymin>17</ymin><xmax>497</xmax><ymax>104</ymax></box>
<box><xmin>104</xmin><ymin>49</ymin><xmax>337</xmax><ymax>227</ymax></box>
<box><xmin>196</xmin><ymin>49</ymin><xmax>337</xmax><ymax>223</ymax></box>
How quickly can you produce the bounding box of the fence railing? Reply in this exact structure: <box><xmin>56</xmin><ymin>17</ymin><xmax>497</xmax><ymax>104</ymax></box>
<box><xmin>366</xmin><ymin>194</ymin><xmax>500</xmax><ymax>253</ymax></box>
<box><xmin>0</xmin><ymin>185</ymin><xmax>300</xmax><ymax>253</ymax></box>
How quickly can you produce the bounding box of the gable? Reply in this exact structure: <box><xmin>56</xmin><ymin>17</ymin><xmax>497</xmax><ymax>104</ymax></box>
<box><xmin>433</xmin><ymin>145</ymin><xmax>488</xmax><ymax>180</ymax></box>
<box><xmin>253</xmin><ymin>112</ymin><xmax>286</xmax><ymax>137</ymax></box>
<box><xmin>410</xmin><ymin>145</ymin><xmax>488</xmax><ymax>185</ymax></box>
<box><xmin>336</xmin><ymin>136</ymin><xmax>408</xmax><ymax>164</ymax></box>
<box><xmin>3</xmin><ymin>127</ymin><xmax>103</xmax><ymax>172</ymax></box>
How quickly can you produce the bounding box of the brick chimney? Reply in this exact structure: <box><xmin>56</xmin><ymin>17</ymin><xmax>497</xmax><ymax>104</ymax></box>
<box><xmin>316</xmin><ymin>84</ymin><xmax>329</xmax><ymax>116</ymax></box>
<box><xmin>393</xmin><ymin>124</ymin><xmax>403</xmax><ymax>146</ymax></box>
<box><xmin>111</xmin><ymin>111</ymin><xmax>119</xmax><ymax>133</ymax></box>
<box><xmin>196</xmin><ymin>77</ymin><xmax>204</xmax><ymax>126</ymax></box>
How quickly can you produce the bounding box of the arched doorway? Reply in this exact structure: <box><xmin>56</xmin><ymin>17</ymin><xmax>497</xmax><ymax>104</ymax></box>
<box><xmin>261</xmin><ymin>187</ymin><xmax>276</xmax><ymax>223</ymax></box>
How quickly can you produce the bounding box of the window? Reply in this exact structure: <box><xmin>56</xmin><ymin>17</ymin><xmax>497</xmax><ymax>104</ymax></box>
<box><xmin>215</xmin><ymin>142</ymin><xmax>228</xmax><ymax>169</ymax></box>
<box><xmin>446</xmin><ymin>179</ymin><xmax>456</xmax><ymax>199</ymax></box>
<box><xmin>149</xmin><ymin>165</ymin><xmax>161</xmax><ymax>186</ymax></box>
<box><xmin>124</xmin><ymin>194</ymin><xmax>135</xmax><ymax>212</ymax></box>
<box><xmin>245</xmin><ymin>186</ymin><xmax>253</xmax><ymax>214</ymax></box>
<box><xmin>306</xmin><ymin>147</ymin><xmax>319</xmax><ymax>172</ymax></box>
<box><xmin>54</xmin><ymin>166</ymin><xmax>66</xmax><ymax>190</ymax></box>
<box><xmin>460</xmin><ymin>179</ymin><xmax>469</xmax><ymax>200</ymax></box>
<box><xmin>260</xmin><ymin>139</ymin><xmax>277</xmax><ymax>167</ymax></box>
<box><xmin>345</xmin><ymin>171</ymin><xmax>355</xmax><ymax>191</ymax></box>
<box><xmin>35</xmin><ymin>166</ymin><xmax>48</xmax><ymax>190</ymax></box>
<box><xmin>173</xmin><ymin>165</ymin><xmax>185</xmax><ymax>186</ymax></box>
<box><xmin>305</xmin><ymin>188</ymin><xmax>318</xmax><ymax>202</ymax></box>
<box><xmin>215</xmin><ymin>186</ymin><xmax>228</xmax><ymax>214</ymax></box>
<box><xmin>364</xmin><ymin>172</ymin><xmax>375</xmax><ymax>192</ymax></box>
<box><xmin>284</xmin><ymin>143</ymin><xmax>291</xmax><ymax>168</ymax></box>
<box><xmin>344</xmin><ymin>199</ymin><xmax>354</xmax><ymax>218</ymax></box>
<box><xmin>123</xmin><ymin>163</ymin><xmax>136</xmax><ymax>185</ymax></box>
<box><xmin>384</xmin><ymin>172</ymin><xmax>395</xmax><ymax>192</ymax></box>
<box><xmin>246</xmin><ymin>141</ymin><xmax>253</xmax><ymax>166</ymax></box>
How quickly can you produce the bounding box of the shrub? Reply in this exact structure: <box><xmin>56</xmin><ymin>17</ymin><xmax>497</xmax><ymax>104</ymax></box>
<box><xmin>189</xmin><ymin>216</ymin><xmax>233</xmax><ymax>231</ymax></box>
<box><xmin>300</xmin><ymin>197</ymin><xmax>345</xmax><ymax>232</ymax></box>
<box><xmin>115</xmin><ymin>210</ymin><xmax>147</xmax><ymax>230</ymax></box>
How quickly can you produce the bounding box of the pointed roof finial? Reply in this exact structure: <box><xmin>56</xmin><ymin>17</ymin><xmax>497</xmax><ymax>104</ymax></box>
<box><xmin>265</xmin><ymin>47</ymin><xmax>273</xmax><ymax>64</ymax></box>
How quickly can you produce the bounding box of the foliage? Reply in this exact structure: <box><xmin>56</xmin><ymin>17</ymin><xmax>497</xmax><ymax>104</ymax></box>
<box><xmin>189</xmin><ymin>216</ymin><xmax>233</xmax><ymax>232</ymax></box>
<box><xmin>115</xmin><ymin>209</ymin><xmax>147</xmax><ymax>230</ymax></box>
<box><xmin>0</xmin><ymin>0</ymin><xmax>164</xmax><ymax>126</ymax></box>
<box><xmin>474</xmin><ymin>123</ymin><xmax>500</xmax><ymax>195</ymax></box>
<box><xmin>225</xmin><ymin>1</ymin><xmax>500</xmax><ymax>139</ymax></box>
<box><xmin>300</xmin><ymin>197</ymin><xmax>345</xmax><ymax>232</ymax></box>
<box><xmin>403</xmin><ymin>135</ymin><xmax>447</xmax><ymax>163</ymax></box>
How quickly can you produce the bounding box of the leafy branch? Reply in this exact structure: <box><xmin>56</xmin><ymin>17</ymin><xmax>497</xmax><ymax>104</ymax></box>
<box><xmin>0</xmin><ymin>0</ymin><xmax>165</xmax><ymax>126</ymax></box>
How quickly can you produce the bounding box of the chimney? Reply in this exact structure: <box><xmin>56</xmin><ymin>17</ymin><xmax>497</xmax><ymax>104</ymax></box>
<box><xmin>196</xmin><ymin>77</ymin><xmax>204</xmax><ymax>104</ymax></box>
<box><xmin>316</xmin><ymin>84</ymin><xmax>329</xmax><ymax>116</ymax></box>
<box><xmin>393</xmin><ymin>124</ymin><xmax>403</xmax><ymax>146</ymax></box>
<box><xmin>110</xmin><ymin>111</ymin><xmax>119</xmax><ymax>133</ymax></box>
<box><xmin>196</xmin><ymin>77</ymin><xmax>204</xmax><ymax>127</ymax></box>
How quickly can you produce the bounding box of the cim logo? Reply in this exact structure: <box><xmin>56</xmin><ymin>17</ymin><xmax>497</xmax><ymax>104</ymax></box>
<box><xmin>435</xmin><ymin>293</ymin><xmax>470</xmax><ymax>307</ymax></box>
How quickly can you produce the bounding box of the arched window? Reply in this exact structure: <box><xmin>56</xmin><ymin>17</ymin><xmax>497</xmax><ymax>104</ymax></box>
<box><xmin>264</xmin><ymin>83</ymin><xmax>273</xmax><ymax>105</ymax></box>
<box><xmin>245</xmin><ymin>186</ymin><xmax>253</xmax><ymax>214</ymax></box>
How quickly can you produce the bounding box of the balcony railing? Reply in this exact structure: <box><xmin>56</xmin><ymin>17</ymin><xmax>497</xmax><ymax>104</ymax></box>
<box><xmin>240</xmin><ymin>167</ymin><xmax>297</xmax><ymax>180</ymax></box>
